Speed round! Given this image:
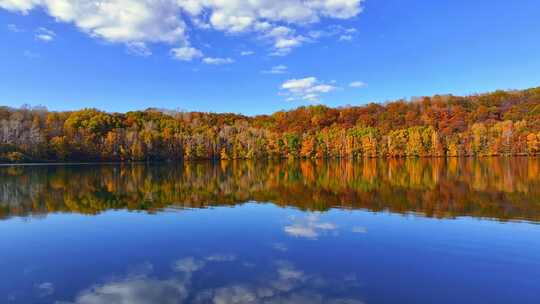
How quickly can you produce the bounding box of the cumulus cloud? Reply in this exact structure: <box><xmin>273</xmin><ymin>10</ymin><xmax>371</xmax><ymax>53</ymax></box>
<box><xmin>263</xmin><ymin>25</ymin><xmax>308</xmax><ymax>55</ymax></box>
<box><xmin>202</xmin><ymin>57</ymin><xmax>234</xmax><ymax>65</ymax></box>
<box><xmin>0</xmin><ymin>0</ymin><xmax>364</xmax><ymax>58</ymax></box>
<box><xmin>1</xmin><ymin>0</ymin><xmax>188</xmax><ymax>51</ymax></box>
<box><xmin>349</xmin><ymin>81</ymin><xmax>367</xmax><ymax>88</ymax></box>
<box><xmin>35</xmin><ymin>26</ymin><xmax>55</xmax><ymax>42</ymax></box>
<box><xmin>281</xmin><ymin>77</ymin><xmax>337</xmax><ymax>102</ymax></box>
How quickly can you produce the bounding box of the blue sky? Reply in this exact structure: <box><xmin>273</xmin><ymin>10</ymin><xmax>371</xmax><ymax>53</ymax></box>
<box><xmin>1</xmin><ymin>0</ymin><xmax>539</xmax><ymax>116</ymax></box>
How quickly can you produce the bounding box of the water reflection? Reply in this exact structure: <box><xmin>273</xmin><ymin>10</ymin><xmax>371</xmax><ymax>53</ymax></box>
<box><xmin>2</xmin><ymin>203</ymin><xmax>539</xmax><ymax>304</ymax></box>
<box><xmin>284</xmin><ymin>214</ymin><xmax>338</xmax><ymax>239</ymax></box>
<box><xmin>54</xmin><ymin>257</ymin><xmax>363</xmax><ymax>304</ymax></box>
<box><xmin>1</xmin><ymin>158</ymin><xmax>540</xmax><ymax>222</ymax></box>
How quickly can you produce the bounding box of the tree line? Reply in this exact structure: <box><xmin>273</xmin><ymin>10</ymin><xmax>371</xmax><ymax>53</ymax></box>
<box><xmin>1</xmin><ymin>86</ymin><xmax>540</xmax><ymax>162</ymax></box>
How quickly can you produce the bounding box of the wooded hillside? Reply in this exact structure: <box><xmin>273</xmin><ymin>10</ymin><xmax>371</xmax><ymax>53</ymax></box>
<box><xmin>1</xmin><ymin>86</ymin><xmax>540</xmax><ymax>162</ymax></box>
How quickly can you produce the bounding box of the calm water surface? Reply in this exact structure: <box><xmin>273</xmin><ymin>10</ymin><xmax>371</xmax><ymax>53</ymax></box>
<box><xmin>0</xmin><ymin>159</ymin><xmax>539</xmax><ymax>303</ymax></box>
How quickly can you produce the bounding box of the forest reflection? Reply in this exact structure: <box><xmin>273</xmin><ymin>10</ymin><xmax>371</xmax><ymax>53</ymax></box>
<box><xmin>1</xmin><ymin>158</ymin><xmax>540</xmax><ymax>222</ymax></box>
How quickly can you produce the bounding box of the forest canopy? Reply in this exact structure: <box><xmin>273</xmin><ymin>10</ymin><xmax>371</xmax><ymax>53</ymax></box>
<box><xmin>1</xmin><ymin>86</ymin><xmax>540</xmax><ymax>162</ymax></box>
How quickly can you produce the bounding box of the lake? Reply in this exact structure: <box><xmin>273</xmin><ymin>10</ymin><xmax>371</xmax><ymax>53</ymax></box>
<box><xmin>0</xmin><ymin>158</ymin><xmax>539</xmax><ymax>304</ymax></box>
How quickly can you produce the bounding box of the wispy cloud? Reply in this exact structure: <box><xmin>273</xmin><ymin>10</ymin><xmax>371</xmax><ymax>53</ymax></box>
<box><xmin>34</xmin><ymin>282</ymin><xmax>54</xmax><ymax>298</ymax></box>
<box><xmin>35</xmin><ymin>27</ymin><xmax>55</xmax><ymax>42</ymax></box>
<box><xmin>262</xmin><ymin>65</ymin><xmax>288</xmax><ymax>74</ymax></box>
<box><xmin>7</xmin><ymin>23</ymin><xmax>24</xmax><ymax>32</ymax></box>
<box><xmin>339</xmin><ymin>34</ymin><xmax>353</xmax><ymax>42</ymax></box>
<box><xmin>205</xmin><ymin>254</ymin><xmax>236</xmax><ymax>262</ymax></box>
<box><xmin>272</xmin><ymin>242</ymin><xmax>288</xmax><ymax>252</ymax></box>
<box><xmin>203</xmin><ymin>57</ymin><xmax>234</xmax><ymax>65</ymax></box>
<box><xmin>349</xmin><ymin>81</ymin><xmax>367</xmax><ymax>88</ymax></box>
<box><xmin>126</xmin><ymin>42</ymin><xmax>152</xmax><ymax>56</ymax></box>
<box><xmin>23</xmin><ymin>50</ymin><xmax>40</xmax><ymax>59</ymax></box>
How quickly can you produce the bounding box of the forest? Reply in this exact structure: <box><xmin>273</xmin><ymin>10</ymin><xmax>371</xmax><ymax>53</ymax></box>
<box><xmin>1</xmin><ymin>86</ymin><xmax>540</xmax><ymax>162</ymax></box>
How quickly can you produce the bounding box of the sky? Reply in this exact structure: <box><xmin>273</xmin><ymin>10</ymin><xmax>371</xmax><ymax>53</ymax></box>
<box><xmin>0</xmin><ymin>0</ymin><xmax>539</xmax><ymax>116</ymax></box>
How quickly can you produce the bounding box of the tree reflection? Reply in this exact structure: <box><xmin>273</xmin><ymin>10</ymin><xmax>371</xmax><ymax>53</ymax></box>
<box><xmin>1</xmin><ymin>158</ymin><xmax>540</xmax><ymax>221</ymax></box>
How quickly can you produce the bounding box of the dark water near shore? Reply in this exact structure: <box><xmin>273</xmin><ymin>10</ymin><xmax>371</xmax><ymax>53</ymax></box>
<box><xmin>0</xmin><ymin>158</ymin><xmax>539</xmax><ymax>303</ymax></box>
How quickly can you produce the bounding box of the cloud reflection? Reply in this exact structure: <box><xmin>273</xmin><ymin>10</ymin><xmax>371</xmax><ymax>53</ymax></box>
<box><xmin>284</xmin><ymin>214</ymin><xmax>338</xmax><ymax>239</ymax></box>
<box><xmin>35</xmin><ymin>282</ymin><xmax>54</xmax><ymax>298</ymax></box>
<box><xmin>59</xmin><ymin>255</ymin><xmax>362</xmax><ymax>304</ymax></box>
<box><xmin>352</xmin><ymin>226</ymin><xmax>368</xmax><ymax>233</ymax></box>
<box><xmin>193</xmin><ymin>260</ymin><xmax>363</xmax><ymax>304</ymax></box>
<box><xmin>173</xmin><ymin>257</ymin><xmax>206</xmax><ymax>273</ymax></box>
<box><xmin>74</xmin><ymin>277</ymin><xmax>188</xmax><ymax>304</ymax></box>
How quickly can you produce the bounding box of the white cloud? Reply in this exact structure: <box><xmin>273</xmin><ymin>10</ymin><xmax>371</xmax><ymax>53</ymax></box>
<box><xmin>171</xmin><ymin>46</ymin><xmax>203</xmax><ymax>61</ymax></box>
<box><xmin>202</xmin><ymin>57</ymin><xmax>234</xmax><ymax>65</ymax></box>
<box><xmin>262</xmin><ymin>65</ymin><xmax>288</xmax><ymax>74</ymax></box>
<box><xmin>264</xmin><ymin>25</ymin><xmax>308</xmax><ymax>55</ymax></box>
<box><xmin>282</xmin><ymin>77</ymin><xmax>316</xmax><ymax>91</ymax></box>
<box><xmin>0</xmin><ymin>0</ymin><xmax>39</xmax><ymax>13</ymax></box>
<box><xmin>35</xmin><ymin>26</ymin><xmax>55</xmax><ymax>42</ymax></box>
<box><xmin>0</xmin><ymin>0</ymin><xmax>364</xmax><ymax>57</ymax></box>
<box><xmin>1</xmin><ymin>0</ymin><xmax>188</xmax><ymax>48</ymax></box>
<box><xmin>349</xmin><ymin>81</ymin><xmax>367</xmax><ymax>88</ymax></box>
<box><xmin>281</xmin><ymin>77</ymin><xmax>337</xmax><ymax>102</ymax></box>
<box><xmin>240</xmin><ymin>50</ymin><xmax>254</xmax><ymax>56</ymax></box>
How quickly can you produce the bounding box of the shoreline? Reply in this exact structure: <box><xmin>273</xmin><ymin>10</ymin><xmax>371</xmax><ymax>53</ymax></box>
<box><xmin>1</xmin><ymin>154</ymin><xmax>538</xmax><ymax>166</ymax></box>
